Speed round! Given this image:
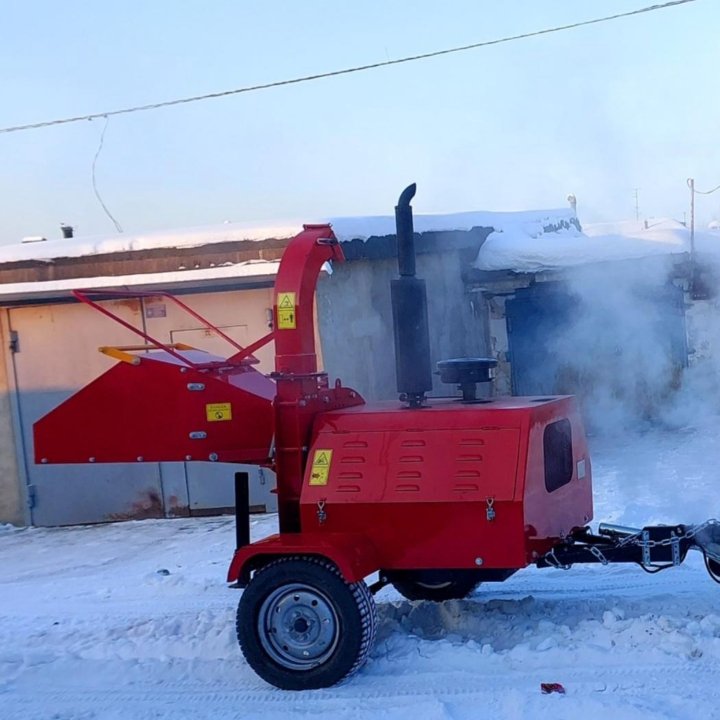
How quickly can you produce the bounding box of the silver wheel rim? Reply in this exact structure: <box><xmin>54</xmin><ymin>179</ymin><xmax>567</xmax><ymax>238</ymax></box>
<box><xmin>258</xmin><ymin>583</ymin><xmax>340</xmax><ymax>670</ymax></box>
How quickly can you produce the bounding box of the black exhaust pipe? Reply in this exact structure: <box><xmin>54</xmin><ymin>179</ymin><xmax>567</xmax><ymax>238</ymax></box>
<box><xmin>391</xmin><ymin>184</ymin><xmax>433</xmax><ymax>408</ymax></box>
<box><xmin>396</xmin><ymin>184</ymin><xmax>417</xmax><ymax>277</ymax></box>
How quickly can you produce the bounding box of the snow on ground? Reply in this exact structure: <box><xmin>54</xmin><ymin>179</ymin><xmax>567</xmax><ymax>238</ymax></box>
<box><xmin>3</xmin><ymin>418</ymin><xmax>720</xmax><ymax>719</ymax></box>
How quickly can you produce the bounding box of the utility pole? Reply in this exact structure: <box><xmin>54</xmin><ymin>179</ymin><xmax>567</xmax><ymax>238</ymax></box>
<box><xmin>687</xmin><ymin>178</ymin><xmax>695</xmax><ymax>258</ymax></box>
<box><xmin>633</xmin><ymin>188</ymin><xmax>640</xmax><ymax>221</ymax></box>
<box><xmin>685</xmin><ymin>178</ymin><xmax>720</xmax><ymax>298</ymax></box>
<box><xmin>687</xmin><ymin>178</ymin><xmax>696</xmax><ymax>298</ymax></box>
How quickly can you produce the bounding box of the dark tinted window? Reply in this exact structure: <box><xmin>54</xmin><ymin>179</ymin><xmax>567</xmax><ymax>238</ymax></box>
<box><xmin>544</xmin><ymin>419</ymin><xmax>573</xmax><ymax>492</ymax></box>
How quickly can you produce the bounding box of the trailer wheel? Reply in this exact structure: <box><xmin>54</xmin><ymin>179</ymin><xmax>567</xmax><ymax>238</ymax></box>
<box><xmin>389</xmin><ymin>572</ymin><xmax>480</xmax><ymax>601</ymax></box>
<box><xmin>236</xmin><ymin>557</ymin><xmax>377</xmax><ymax>690</ymax></box>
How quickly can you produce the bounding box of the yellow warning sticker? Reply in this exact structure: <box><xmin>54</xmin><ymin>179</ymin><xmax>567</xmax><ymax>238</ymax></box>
<box><xmin>309</xmin><ymin>449</ymin><xmax>333</xmax><ymax>486</ymax></box>
<box><xmin>277</xmin><ymin>292</ymin><xmax>296</xmax><ymax>330</ymax></box>
<box><xmin>278</xmin><ymin>292</ymin><xmax>295</xmax><ymax>309</ymax></box>
<box><xmin>206</xmin><ymin>403</ymin><xmax>232</xmax><ymax>422</ymax></box>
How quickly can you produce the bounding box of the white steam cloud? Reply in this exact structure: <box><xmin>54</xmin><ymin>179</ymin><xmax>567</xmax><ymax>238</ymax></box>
<box><xmin>548</xmin><ymin>257</ymin><xmax>684</xmax><ymax>434</ymax></box>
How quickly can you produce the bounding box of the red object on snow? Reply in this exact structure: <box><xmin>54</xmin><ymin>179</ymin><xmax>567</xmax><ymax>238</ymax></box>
<box><xmin>541</xmin><ymin>683</ymin><xmax>566</xmax><ymax>695</ymax></box>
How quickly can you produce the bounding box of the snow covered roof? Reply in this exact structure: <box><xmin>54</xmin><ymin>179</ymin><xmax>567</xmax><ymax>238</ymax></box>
<box><xmin>475</xmin><ymin>217</ymin><xmax>720</xmax><ymax>273</ymax></box>
<box><xmin>0</xmin><ymin>259</ymin><xmax>280</xmax><ymax>303</ymax></box>
<box><xmin>7</xmin><ymin>207</ymin><xmax>710</xmax><ymax>279</ymax></box>
<box><xmin>0</xmin><ymin>209</ymin><xmax>576</xmax><ymax>265</ymax></box>
<box><xmin>330</xmin><ymin>209</ymin><xmax>576</xmax><ymax>242</ymax></box>
<box><xmin>0</xmin><ymin>223</ymin><xmax>299</xmax><ymax>264</ymax></box>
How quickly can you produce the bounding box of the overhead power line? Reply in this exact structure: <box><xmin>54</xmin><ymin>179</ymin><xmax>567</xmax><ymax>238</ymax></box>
<box><xmin>687</xmin><ymin>178</ymin><xmax>720</xmax><ymax>195</ymax></box>
<box><xmin>91</xmin><ymin>117</ymin><xmax>124</xmax><ymax>233</ymax></box>
<box><xmin>0</xmin><ymin>0</ymin><xmax>698</xmax><ymax>135</ymax></box>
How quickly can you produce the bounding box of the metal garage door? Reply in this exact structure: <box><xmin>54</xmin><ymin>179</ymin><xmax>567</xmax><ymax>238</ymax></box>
<box><xmin>505</xmin><ymin>285</ymin><xmax>574</xmax><ymax>396</ymax></box>
<box><xmin>8</xmin><ymin>290</ymin><xmax>278</xmax><ymax>526</ymax></box>
<box><xmin>8</xmin><ymin>300</ymin><xmax>167</xmax><ymax>526</ymax></box>
<box><xmin>505</xmin><ymin>281</ymin><xmax>688</xmax><ymax>399</ymax></box>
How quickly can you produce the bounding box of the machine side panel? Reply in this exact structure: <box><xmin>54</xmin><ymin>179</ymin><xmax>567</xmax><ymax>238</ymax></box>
<box><xmin>301</xmin><ymin>418</ymin><xmax>528</xmax><ymax>570</ymax></box>
<box><xmin>523</xmin><ymin>398</ymin><xmax>594</xmax><ymax>556</ymax></box>
<box><xmin>34</xmin><ymin>358</ymin><xmax>275</xmax><ymax>464</ymax></box>
<box><xmin>371</xmin><ymin>502</ymin><xmax>526</xmax><ymax>569</ymax></box>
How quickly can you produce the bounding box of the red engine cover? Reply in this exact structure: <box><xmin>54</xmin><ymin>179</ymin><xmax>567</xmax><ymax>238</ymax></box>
<box><xmin>298</xmin><ymin>395</ymin><xmax>592</xmax><ymax>572</ymax></box>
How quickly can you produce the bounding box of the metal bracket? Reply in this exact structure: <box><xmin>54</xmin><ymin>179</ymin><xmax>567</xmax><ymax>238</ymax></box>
<box><xmin>672</xmin><ymin>535</ymin><xmax>681</xmax><ymax>565</ymax></box>
<box><xmin>641</xmin><ymin>530</ymin><xmax>651</xmax><ymax>566</ymax></box>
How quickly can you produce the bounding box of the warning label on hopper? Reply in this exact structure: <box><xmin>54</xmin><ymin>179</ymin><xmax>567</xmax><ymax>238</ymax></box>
<box><xmin>309</xmin><ymin>449</ymin><xmax>333</xmax><ymax>486</ymax></box>
<box><xmin>206</xmin><ymin>403</ymin><xmax>232</xmax><ymax>422</ymax></box>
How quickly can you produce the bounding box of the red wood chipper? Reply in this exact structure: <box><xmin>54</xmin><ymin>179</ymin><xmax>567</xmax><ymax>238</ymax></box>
<box><xmin>34</xmin><ymin>185</ymin><xmax>720</xmax><ymax>690</ymax></box>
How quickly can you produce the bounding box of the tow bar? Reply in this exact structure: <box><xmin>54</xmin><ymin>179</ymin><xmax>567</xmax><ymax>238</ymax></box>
<box><xmin>538</xmin><ymin>520</ymin><xmax>720</xmax><ymax>580</ymax></box>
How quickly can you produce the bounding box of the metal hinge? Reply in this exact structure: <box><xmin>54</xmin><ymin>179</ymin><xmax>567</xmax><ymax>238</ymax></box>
<box><xmin>27</xmin><ymin>484</ymin><xmax>37</xmax><ymax>509</ymax></box>
<box><xmin>9</xmin><ymin>330</ymin><xmax>19</xmax><ymax>353</ymax></box>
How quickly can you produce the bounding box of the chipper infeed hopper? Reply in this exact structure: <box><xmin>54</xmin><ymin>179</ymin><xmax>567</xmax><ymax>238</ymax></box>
<box><xmin>34</xmin><ymin>290</ymin><xmax>276</xmax><ymax>466</ymax></box>
<box><xmin>34</xmin><ymin>188</ymin><xmax>720</xmax><ymax>692</ymax></box>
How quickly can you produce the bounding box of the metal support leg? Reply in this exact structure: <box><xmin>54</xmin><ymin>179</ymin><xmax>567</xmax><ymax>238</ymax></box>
<box><xmin>235</xmin><ymin>471</ymin><xmax>250</xmax><ymax>550</ymax></box>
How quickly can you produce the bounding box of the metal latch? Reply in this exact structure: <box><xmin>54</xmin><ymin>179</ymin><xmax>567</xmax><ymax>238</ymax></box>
<box><xmin>317</xmin><ymin>499</ymin><xmax>327</xmax><ymax>525</ymax></box>
<box><xmin>486</xmin><ymin>497</ymin><xmax>496</xmax><ymax>522</ymax></box>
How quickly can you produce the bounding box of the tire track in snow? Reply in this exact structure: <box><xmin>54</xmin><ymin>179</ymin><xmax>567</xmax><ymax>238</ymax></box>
<box><xmin>5</xmin><ymin>661</ymin><xmax>720</xmax><ymax>711</ymax></box>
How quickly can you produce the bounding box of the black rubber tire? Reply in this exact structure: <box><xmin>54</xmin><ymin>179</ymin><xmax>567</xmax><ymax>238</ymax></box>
<box><xmin>236</xmin><ymin>557</ymin><xmax>377</xmax><ymax>690</ymax></box>
<box><xmin>391</xmin><ymin>574</ymin><xmax>480</xmax><ymax>602</ymax></box>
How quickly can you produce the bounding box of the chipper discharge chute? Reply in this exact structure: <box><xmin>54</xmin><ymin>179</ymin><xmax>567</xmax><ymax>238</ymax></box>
<box><xmin>34</xmin><ymin>191</ymin><xmax>720</xmax><ymax>692</ymax></box>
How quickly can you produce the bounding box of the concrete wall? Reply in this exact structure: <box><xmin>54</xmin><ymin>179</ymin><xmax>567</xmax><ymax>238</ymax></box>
<box><xmin>484</xmin><ymin>277</ymin><xmax>533</xmax><ymax>396</ymax></box>
<box><xmin>684</xmin><ymin>296</ymin><xmax>720</xmax><ymax>396</ymax></box>
<box><xmin>317</xmin><ymin>249</ymin><xmax>489</xmax><ymax>401</ymax></box>
<box><xmin>0</xmin><ymin>317</ymin><xmax>23</xmax><ymax>525</ymax></box>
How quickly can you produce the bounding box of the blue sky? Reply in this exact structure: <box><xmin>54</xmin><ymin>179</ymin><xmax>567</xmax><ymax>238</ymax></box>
<box><xmin>1</xmin><ymin>0</ymin><xmax>718</xmax><ymax>242</ymax></box>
